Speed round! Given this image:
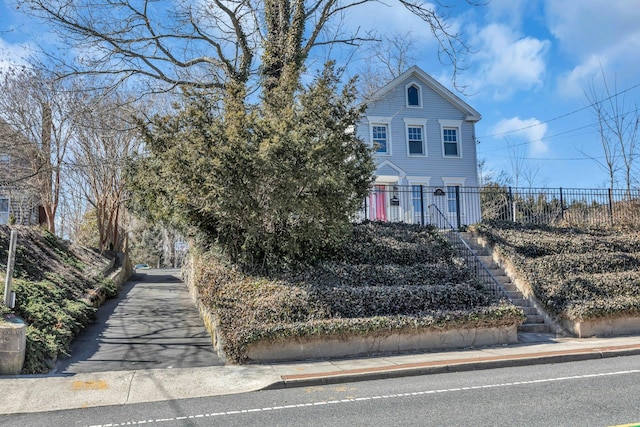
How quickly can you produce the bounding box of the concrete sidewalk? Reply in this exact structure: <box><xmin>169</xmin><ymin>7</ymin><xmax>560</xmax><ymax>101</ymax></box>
<box><xmin>2</xmin><ymin>333</ymin><xmax>640</xmax><ymax>415</ymax></box>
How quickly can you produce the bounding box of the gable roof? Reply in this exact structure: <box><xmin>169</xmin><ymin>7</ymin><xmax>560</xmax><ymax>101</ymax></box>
<box><xmin>368</xmin><ymin>65</ymin><xmax>481</xmax><ymax>122</ymax></box>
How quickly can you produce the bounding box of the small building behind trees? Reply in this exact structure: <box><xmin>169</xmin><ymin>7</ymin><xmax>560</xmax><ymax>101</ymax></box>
<box><xmin>0</xmin><ymin>118</ymin><xmax>43</xmax><ymax>226</ymax></box>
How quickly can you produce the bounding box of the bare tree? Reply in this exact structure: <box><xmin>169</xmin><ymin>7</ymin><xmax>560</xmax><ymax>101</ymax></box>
<box><xmin>504</xmin><ymin>137</ymin><xmax>543</xmax><ymax>188</ymax></box>
<box><xmin>585</xmin><ymin>70</ymin><xmax>639</xmax><ymax>192</ymax></box>
<box><xmin>19</xmin><ymin>0</ymin><xmax>479</xmax><ymax>94</ymax></box>
<box><xmin>70</xmin><ymin>92</ymin><xmax>142</xmax><ymax>252</ymax></box>
<box><xmin>358</xmin><ymin>31</ymin><xmax>420</xmax><ymax>98</ymax></box>
<box><xmin>0</xmin><ymin>67</ymin><xmax>81</xmax><ymax>233</ymax></box>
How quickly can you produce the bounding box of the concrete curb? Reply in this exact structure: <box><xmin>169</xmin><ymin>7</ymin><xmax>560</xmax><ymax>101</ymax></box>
<box><xmin>263</xmin><ymin>343</ymin><xmax>640</xmax><ymax>389</ymax></box>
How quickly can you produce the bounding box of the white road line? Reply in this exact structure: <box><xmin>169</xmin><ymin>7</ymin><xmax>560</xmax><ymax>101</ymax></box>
<box><xmin>87</xmin><ymin>369</ymin><xmax>640</xmax><ymax>426</ymax></box>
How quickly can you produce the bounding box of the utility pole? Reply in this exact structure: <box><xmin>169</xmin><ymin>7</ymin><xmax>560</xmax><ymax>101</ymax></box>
<box><xmin>3</xmin><ymin>229</ymin><xmax>18</xmax><ymax>308</ymax></box>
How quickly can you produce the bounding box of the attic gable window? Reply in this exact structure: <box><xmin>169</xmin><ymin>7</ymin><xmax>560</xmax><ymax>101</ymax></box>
<box><xmin>406</xmin><ymin>83</ymin><xmax>421</xmax><ymax>108</ymax></box>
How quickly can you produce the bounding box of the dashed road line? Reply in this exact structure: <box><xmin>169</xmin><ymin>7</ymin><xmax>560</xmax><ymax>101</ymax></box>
<box><xmin>88</xmin><ymin>369</ymin><xmax>640</xmax><ymax>426</ymax></box>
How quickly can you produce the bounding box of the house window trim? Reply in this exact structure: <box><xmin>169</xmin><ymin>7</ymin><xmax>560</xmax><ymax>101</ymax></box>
<box><xmin>405</xmin><ymin>81</ymin><xmax>423</xmax><ymax>108</ymax></box>
<box><xmin>438</xmin><ymin>119</ymin><xmax>463</xmax><ymax>158</ymax></box>
<box><xmin>403</xmin><ymin>118</ymin><xmax>428</xmax><ymax>157</ymax></box>
<box><xmin>368</xmin><ymin>116</ymin><xmax>393</xmax><ymax>156</ymax></box>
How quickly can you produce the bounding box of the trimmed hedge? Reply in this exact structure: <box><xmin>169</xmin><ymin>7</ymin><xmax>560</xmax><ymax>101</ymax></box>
<box><xmin>193</xmin><ymin>221</ymin><xmax>524</xmax><ymax>363</ymax></box>
<box><xmin>474</xmin><ymin>221</ymin><xmax>640</xmax><ymax>321</ymax></box>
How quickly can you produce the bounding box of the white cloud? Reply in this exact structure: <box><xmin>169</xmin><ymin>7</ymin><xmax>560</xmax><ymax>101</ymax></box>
<box><xmin>492</xmin><ymin>117</ymin><xmax>549</xmax><ymax>157</ymax></box>
<box><xmin>545</xmin><ymin>0</ymin><xmax>640</xmax><ymax>98</ymax></box>
<box><xmin>468</xmin><ymin>24</ymin><xmax>549</xmax><ymax>98</ymax></box>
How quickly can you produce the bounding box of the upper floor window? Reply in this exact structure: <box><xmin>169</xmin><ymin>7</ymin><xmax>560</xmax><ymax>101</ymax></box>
<box><xmin>443</xmin><ymin>128</ymin><xmax>458</xmax><ymax>156</ymax></box>
<box><xmin>368</xmin><ymin>116</ymin><xmax>392</xmax><ymax>155</ymax></box>
<box><xmin>404</xmin><ymin>118</ymin><xmax>428</xmax><ymax>157</ymax></box>
<box><xmin>407</xmin><ymin>126</ymin><xmax>424</xmax><ymax>155</ymax></box>
<box><xmin>372</xmin><ymin>124</ymin><xmax>389</xmax><ymax>154</ymax></box>
<box><xmin>439</xmin><ymin>119</ymin><xmax>463</xmax><ymax>158</ymax></box>
<box><xmin>406</xmin><ymin>83</ymin><xmax>422</xmax><ymax>108</ymax></box>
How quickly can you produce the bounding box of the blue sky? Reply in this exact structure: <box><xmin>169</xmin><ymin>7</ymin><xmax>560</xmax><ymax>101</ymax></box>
<box><xmin>1</xmin><ymin>0</ymin><xmax>639</xmax><ymax>189</ymax></box>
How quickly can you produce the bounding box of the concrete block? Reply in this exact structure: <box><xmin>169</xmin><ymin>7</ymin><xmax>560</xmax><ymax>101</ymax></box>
<box><xmin>562</xmin><ymin>316</ymin><xmax>640</xmax><ymax>338</ymax></box>
<box><xmin>0</xmin><ymin>315</ymin><xmax>26</xmax><ymax>375</ymax></box>
<box><xmin>246</xmin><ymin>326</ymin><xmax>518</xmax><ymax>363</ymax></box>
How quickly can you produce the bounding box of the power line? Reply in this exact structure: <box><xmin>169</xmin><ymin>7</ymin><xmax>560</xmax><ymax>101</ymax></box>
<box><xmin>476</xmin><ymin>80</ymin><xmax>640</xmax><ymax>139</ymax></box>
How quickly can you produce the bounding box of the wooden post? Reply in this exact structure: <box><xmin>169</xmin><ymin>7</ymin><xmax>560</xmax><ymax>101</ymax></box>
<box><xmin>3</xmin><ymin>229</ymin><xmax>18</xmax><ymax>308</ymax></box>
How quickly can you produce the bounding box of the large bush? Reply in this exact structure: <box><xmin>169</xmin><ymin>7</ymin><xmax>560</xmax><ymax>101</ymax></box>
<box><xmin>127</xmin><ymin>64</ymin><xmax>375</xmax><ymax>273</ymax></box>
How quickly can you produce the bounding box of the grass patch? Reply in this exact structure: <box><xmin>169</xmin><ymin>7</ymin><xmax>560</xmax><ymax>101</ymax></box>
<box><xmin>193</xmin><ymin>221</ymin><xmax>524</xmax><ymax>363</ymax></box>
<box><xmin>473</xmin><ymin>221</ymin><xmax>640</xmax><ymax>322</ymax></box>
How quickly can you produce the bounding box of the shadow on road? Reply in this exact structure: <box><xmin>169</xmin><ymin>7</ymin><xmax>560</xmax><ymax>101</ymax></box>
<box><xmin>53</xmin><ymin>268</ymin><xmax>222</xmax><ymax>374</ymax></box>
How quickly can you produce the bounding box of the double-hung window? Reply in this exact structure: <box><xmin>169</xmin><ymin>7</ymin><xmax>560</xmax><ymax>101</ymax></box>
<box><xmin>369</xmin><ymin>117</ymin><xmax>392</xmax><ymax>155</ymax></box>
<box><xmin>408</xmin><ymin>126</ymin><xmax>423</xmax><ymax>155</ymax></box>
<box><xmin>404</xmin><ymin>118</ymin><xmax>427</xmax><ymax>156</ymax></box>
<box><xmin>411</xmin><ymin>185</ymin><xmax>423</xmax><ymax>224</ymax></box>
<box><xmin>439</xmin><ymin>119</ymin><xmax>462</xmax><ymax>158</ymax></box>
<box><xmin>372</xmin><ymin>125</ymin><xmax>388</xmax><ymax>154</ymax></box>
<box><xmin>0</xmin><ymin>197</ymin><xmax>9</xmax><ymax>224</ymax></box>
<box><xmin>447</xmin><ymin>186</ymin><xmax>459</xmax><ymax>213</ymax></box>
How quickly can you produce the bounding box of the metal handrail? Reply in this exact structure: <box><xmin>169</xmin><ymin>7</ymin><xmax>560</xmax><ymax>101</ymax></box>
<box><xmin>427</xmin><ymin>204</ymin><xmax>511</xmax><ymax>302</ymax></box>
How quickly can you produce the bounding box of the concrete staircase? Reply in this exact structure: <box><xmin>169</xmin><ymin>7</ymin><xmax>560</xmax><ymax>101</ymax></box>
<box><xmin>458</xmin><ymin>232</ymin><xmax>552</xmax><ymax>335</ymax></box>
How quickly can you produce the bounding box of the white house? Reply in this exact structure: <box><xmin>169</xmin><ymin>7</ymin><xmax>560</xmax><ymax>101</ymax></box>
<box><xmin>356</xmin><ymin>66</ymin><xmax>482</xmax><ymax>227</ymax></box>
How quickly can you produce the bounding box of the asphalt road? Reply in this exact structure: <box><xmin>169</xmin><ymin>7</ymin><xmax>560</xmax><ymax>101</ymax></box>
<box><xmin>52</xmin><ymin>268</ymin><xmax>222</xmax><ymax>374</ymax></box>
<box><xmin>6</xmin><ymin>353</ymin><xmax>639</xmax><ymax>426</ymax></box>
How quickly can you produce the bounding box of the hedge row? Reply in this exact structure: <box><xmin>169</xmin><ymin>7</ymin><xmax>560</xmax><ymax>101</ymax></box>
<box><xmin>474</xmin><ymin>221</ymin><xmax>640</xmax><ymax>321</ymax></box>
<box><xmin>194</xmin><ymin>221</ymin><xmax>524</xmax><ymax>363</ymax></box>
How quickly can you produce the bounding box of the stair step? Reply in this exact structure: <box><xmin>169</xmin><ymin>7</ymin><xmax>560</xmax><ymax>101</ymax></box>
<box><xmin>505</xmin><ymin>291</ymin><xmax>523</xmax><ymax>299</ymax></box>
<box><xmin>460</xmin><ymin>234</ymin><xmax>553</xmax><ymax>337</ymax></box>
<box><xmin>518</xmin><ymin>323</ymin><xmax>552</xmax><ymax>333</ymax></box>
<box><xmin>525</xmin><ymin>314</ymin><xmax>545</xmax><ymax>324</ymax></box>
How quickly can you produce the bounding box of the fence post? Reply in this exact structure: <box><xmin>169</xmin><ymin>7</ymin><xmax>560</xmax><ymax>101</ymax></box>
<box><xmin>508</xmin><ymin>186</ymin><xmax>515</xmax><ymax>222</ymax></box>
<box><xmin>363</xmin><ymin>195</ymin><xmax>368</xmax><ymax>221</ymax></box>
<box><xmin>3</xmin><ymin>229</ymin><xmax>18</xmax><ymax>308</ymax></box>
<box><xmin>608</xmin><ymin>188</ymin><xmax>614</xmax><ymax>225</ymax></box>
<box><xmin>420</xmin><ymin>185</ymin><xmax>425</xmax><ymax>226</ymax></box>
<box><xmin>559</xmin><ymin>187</ymin><xmax>564</xmax><ymax>221</ymax></box>
<box><xmin>455</xmin><ymin>186</ymin><xmax>461</xmax><ymax>229</ymax></box>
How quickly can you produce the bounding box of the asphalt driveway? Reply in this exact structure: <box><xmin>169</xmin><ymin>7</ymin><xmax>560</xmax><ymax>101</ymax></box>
<box><xmin>53</xmin><ymin>268</ymin><xmax>222</xmax><ymax>374</ymax></box>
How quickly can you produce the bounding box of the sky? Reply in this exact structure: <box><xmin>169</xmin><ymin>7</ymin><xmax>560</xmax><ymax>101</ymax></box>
<box><xmin>1</xmin><ymin>0</ymin><xmax>639</xmax><ymax>190</ymax></box>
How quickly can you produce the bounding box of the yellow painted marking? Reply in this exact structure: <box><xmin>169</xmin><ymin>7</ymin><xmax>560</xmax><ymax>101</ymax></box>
<box><xmin>610</xmin><ymin>424</ymin><xmax>640</xmax><ymax>427</ymax></box>
<box><xmin>71</xmin><ymin>380</ymin><xmax>108</xmax><ymax>390</ymax></box>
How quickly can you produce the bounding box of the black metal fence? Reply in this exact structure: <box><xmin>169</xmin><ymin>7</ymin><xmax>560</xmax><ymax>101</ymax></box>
<box><xmin>358</xmin><ymin>185</ymin><xmax>640</xmax><ymax>228</ymax></box>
